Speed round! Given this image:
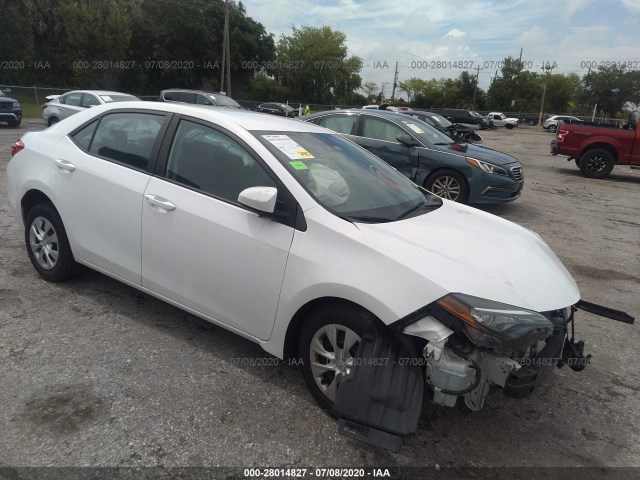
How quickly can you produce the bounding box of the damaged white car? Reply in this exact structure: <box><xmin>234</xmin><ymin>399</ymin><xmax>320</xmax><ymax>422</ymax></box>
<box><xmin>7</xmin><ymin>103</ymin><xmax>634</xmax><ymax>451</ymax></box>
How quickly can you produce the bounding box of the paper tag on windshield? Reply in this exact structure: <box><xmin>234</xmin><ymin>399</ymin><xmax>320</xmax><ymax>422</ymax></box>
<box><xmin>406</xmin><ymin>123</ymin><xmax>424</xmax><ymax>134</ymax></box>
<box><xmin>263</xmin><ymin>134</ymin><xmax>315</xmax><ymax>159</ymax></box>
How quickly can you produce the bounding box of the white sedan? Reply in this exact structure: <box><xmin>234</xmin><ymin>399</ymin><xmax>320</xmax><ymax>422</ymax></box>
<box><xmin>42</xmin><ymin>90</ymin><xmax>139</xmax><ymax>126</ymax></box>
<box><xmin>8</xmin><ymin>101</ymin><xmax>590</xmax><ymax>446</ymax></box>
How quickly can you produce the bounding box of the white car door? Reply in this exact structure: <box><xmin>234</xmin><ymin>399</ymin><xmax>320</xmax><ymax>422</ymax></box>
<box><xmin>141</xmin><ymin>117</ymin><xmax>296</xmax><ymax>340</ymax></box>
<box><xmin>56</xmin><ymin>92</ymin><xmax>85</xmax><ymax>120</ymax></box>
<box><xmin>51</xmin><ymin>111</ymin><xmax>168</xmax><ymax>283</ymax></box>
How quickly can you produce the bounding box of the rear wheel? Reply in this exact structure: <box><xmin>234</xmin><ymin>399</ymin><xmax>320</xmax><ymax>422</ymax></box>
<box><xmin>578</xmin><ymin>149</ymin><xmax>615</xmax><ymax>179</ymax></box>
<box><xmin>299</xmin><ymin>304</ymin><xmax>378</xmax><ymax>412</ymax></box>
<box><xmin>24</xmin><ymin>203</ymin><xmax>79</xmax><ymax>281</ymax></box>
<box><xmin>548</xmin><ymin>124</ymin><xmax>557</xmax><ymax>133</ymax></box>
<box><xmin>505</xmin><ymin>123</ymin><xmax>514</xmax><ymax>130</ymax></box>
<box><xmin>425</xmin><ymin>169</ymin><xmax>470</xmax><ymax>203</ymax></box>
<box><xmin>47</xmin><ymin>117</ymin><xmax>59</xmax><ymax>127</ymax></box>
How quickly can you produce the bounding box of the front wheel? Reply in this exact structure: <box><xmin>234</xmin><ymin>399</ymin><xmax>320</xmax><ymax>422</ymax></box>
<box><xmin>578</xmin><ymin>149</ymin><xmax>615</xmax><ymax>179</ymax></box>
<box><xmin>505</xmin><ymin>123</ymin><xmax>514</xmax><ymax>130</ymax></box>
<box><xmin>24</xmin><ymin>203</ymin><xmax>79</xmax><ymax>281</ymax></box>
<box><xmin>425</xmin><ymin>169</ymin><xmax>470</xmax><ymax>203</ymax></box>
<box><xmin>8</xmin><ymin>117</ymin><xmax>21</xmax><ymax>127</ymax></box>
<box><xmin>299</xmin><ymin>304</ymin><xmax>378</xmax><ymax>412</ymax></box>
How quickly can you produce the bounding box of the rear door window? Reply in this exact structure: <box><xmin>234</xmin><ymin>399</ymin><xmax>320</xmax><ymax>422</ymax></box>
<box><xmin>318</xmin><ymin>114</ymin><xmax>358</xmax><ymax>135</ymax></box>
<box><xmin>64</xmin><ymin>93</ymin><xmax>82</xmax><ymax>106</ymax></box>
<box><xmin>88</xmin><ymin>113</ymin><xmax>165</xmax><ymax>170</ymax></box>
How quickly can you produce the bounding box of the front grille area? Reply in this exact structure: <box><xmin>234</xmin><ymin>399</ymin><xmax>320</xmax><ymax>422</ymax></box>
<box><xmin>0</xmin><ymin>103</ymin><xmax>12</xmax><ymax>110</ymax></box>
<box><xmin>511</xmin><ymin>166</ymin><xmax>524</xmax><ymax>181</ymax></box>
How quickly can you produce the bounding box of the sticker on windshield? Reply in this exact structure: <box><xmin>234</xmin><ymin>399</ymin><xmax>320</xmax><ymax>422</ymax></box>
<box><xmin>263</xmin><ymin>134</ymin><xmax>315</xmax><ymax>159</ymax></box>
<box><xmin>289</xmin><ymin>160</ymin><xmax>309</xmax><ymax>170</ymax></box>
<box><xmin>406</xmin><ymin>123</ymin><xmax>425</xmax><ymax>134</ymax></box>
<box><xmin>100</xmin><ymin>95</ymin><xmax>113</xmax><ymax>102</ymax></box>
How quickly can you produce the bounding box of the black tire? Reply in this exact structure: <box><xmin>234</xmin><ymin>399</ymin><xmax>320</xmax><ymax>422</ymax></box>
<box><xmin>299</xmin><ymin>304</ymin><xmax>379</xmax><ymax>412</ymax></box>
<box><xmin>505</xmin><ymin>123</ymin><xmax>514</xmax><ymax>130</ymax></box>
<box><xmin>578</xmin><ymin>148</ymin><xmax>615</xmax><ymax>179</ymax></box>
<box><xmin>47</xmin><ymin>117</ymin><xmax>59</xmax><ymax>127</ymax></box>
<box><xmin>425</xmin><ymin>169</ymin><xmax>470</xmax><ymax>204</ymax></box>
<box><xmin>24</xmin><ymin>203</ymin><xmax>79</xmax><ymax>282</ymax></box>
<box><xmin>8</xmin><ymin>118</ymin><xmax>21</xmax><ymax>127</ymax></box>
<box><xmin>548</xmin><ymin>124</ymin><xmax>557</xmax><ymax>133</ymax></box>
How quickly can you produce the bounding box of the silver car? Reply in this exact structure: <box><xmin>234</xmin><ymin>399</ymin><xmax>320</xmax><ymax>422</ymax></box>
<box><xmin>42</xmin><ymin>90</ymin><xmax>139</xmax><ymax>126</ymax></box>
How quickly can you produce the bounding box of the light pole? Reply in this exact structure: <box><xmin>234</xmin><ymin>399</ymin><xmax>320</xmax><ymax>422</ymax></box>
<box><xmin>537</xmin><ymin>63</ymin><xmax>554</xmax><ymax>127</ymax></box>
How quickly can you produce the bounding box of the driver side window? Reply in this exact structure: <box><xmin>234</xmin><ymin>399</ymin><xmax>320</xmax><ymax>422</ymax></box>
<box><xmin>165</xmin><ymin>120</ymin><xmax>276</xmax><ymax>202</ymax></box>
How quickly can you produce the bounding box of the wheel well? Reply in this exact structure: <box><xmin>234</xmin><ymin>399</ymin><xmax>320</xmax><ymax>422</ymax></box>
<box><xmin>21</xmin><ymin>190</ymin><xmax>55</xmax><ymax>223</ymax></box>
<box><xmin>581</xmin><ymin>144</ymin><xmax>618</xmax><ymax>161</ymax></box>
<box><xmin>282</xmin><ymin>297</ymin><xmax>385</xmax><ymax>361</ymax></box>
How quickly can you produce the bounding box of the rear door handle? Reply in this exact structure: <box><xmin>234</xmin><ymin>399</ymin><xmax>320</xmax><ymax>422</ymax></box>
<box><xmin>54</xmin><ymin>158</ymin><xmax>76</xmax><ymax>172</ymax></box>
<box><xmin>145</xmin><ymin>194</ymin><xmax>176</xmax><ymax>212</ymax></box>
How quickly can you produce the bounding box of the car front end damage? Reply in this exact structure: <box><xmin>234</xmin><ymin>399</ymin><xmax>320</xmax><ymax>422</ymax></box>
<box><xmin>334</xmin><ymin>296</ymin><xmax>634</xmax><ymax>451</ymax></box>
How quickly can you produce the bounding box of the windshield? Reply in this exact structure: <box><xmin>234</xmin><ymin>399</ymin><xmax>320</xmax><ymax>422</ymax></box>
<box><xmin>208</xmin><ymin>94</ymin><xmax>242</xmax><ymax>108</ymax></box>
<box><xmin>100</xmin><ymin>94</ymin><xmax>140</xmax><ymax>102</ymax></box>
<box><xmin>253</xmin><ymin>131</ymin><xmax>442</xmax><ymax>222</ymax></box>
<box><xmin>398</xmin><ymin>117</ymin><xmax>455</xmax><ymax>145</ymax></box>
<box><xmin>430</xmin><ymin>113</ymin><xmax>453</xmax><ymax>128</ymax></box>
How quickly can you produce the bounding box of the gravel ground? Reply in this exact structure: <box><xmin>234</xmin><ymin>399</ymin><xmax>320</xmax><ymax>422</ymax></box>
<box><xmin>0</xmin><ymin>119</ymin><xmax>639</xmax><ymax>476</ymax></box>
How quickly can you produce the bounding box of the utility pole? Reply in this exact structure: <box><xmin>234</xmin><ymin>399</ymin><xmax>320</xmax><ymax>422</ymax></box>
<box><xmin>391</xmin><ymin>61</ymin><xmax>399</xmax><ymax>101</ymax></box>
<box><xmin>472</xmin><ymin>64</ymin><xmax>480</xmax><ymax>110</ymax></box>
<box><xmin>220</xmin><ymin>0</ymin><xmax>231</xmax><ymax>95</ymax></box>
<box><xmin>518</xmin><ymin>46</ymin><xmax>523</xmax><ymax>64</ymax></box>
<box><xmin>537</xmin><ymin>63</ymin><xmax>555</xmax><ymax>127</ymax></box>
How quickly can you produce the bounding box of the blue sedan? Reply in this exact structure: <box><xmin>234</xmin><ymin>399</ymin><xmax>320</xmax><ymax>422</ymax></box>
<box><xmin>302</xmin><ymin>109</ymin><xmax>523</xmax><ymax>204</ymax></box>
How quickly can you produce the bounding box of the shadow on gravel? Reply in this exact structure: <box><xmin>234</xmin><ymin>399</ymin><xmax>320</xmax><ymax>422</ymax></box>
<box><xmin>555</xmin><ymin>167</ymin><xmax>640</xmax><ymax>185</ymax></box>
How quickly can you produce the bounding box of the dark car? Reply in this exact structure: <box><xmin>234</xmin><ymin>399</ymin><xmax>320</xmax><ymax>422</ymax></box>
<box><xmin>251</xmin><ymin>102</ymin><xmax>298</xmax><ymax>117</ymax></box>
<box><xmin>401</xmin><ymin>110</ymin><xmax>483</xmax><ymax>146</ymax></box>
<box><xmin>159</xmin><ymin>89</ymin><xmax>242</xmax><ymax>108</ymax></box>
<box><xmin>441</xmin><ymin>108</ymin><xmax>491</xmax><ymax>129</ymax></box>
<box><xmin>0</xmin><ymin>89</ymin><xmax>22</xmax><ymax>127</ymax></box>
<box><xmin>302</xmin><ymin>109</ymin><xmax>523</xmax><ymax>204</ymax></box>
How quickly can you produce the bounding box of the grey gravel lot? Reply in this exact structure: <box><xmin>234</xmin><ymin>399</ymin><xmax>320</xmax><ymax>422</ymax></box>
<box><xmin>1</xmin><ymin>119</ymin><xmax>639</xmax><ymax>472</ymax></box>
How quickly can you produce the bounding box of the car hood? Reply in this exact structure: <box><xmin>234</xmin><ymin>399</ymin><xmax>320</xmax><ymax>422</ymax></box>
<box><xmin>356</xmin><ymin>201</ymin><xmax>579</xmax><ymax>312</ymax></box>
<box><xmin>432</xmin><ymin>143</ymin><xmax>520</xmax><ymax>166</ymax></box>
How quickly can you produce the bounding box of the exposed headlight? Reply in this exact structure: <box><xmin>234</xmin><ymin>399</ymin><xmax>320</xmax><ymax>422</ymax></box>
<box><xmin>466</xmin><ymin>157</ymin><xmax>507</xmax><ymax>175</ymax></box>
<box><xmin>436</xmin><ymin>293</ymin><xmax>554</xmax><ymax>351</ymax></box>
<box><xmin>13</xmin><ymin>101</ymin><xmax>20</xmax><ymax>108</ymax></box>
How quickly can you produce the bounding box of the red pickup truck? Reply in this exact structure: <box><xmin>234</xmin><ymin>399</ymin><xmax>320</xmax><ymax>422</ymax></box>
<box><xmin>551</xmin><ymin>111</ymin><xmax>640</xmax><ymax>178</ymax></box>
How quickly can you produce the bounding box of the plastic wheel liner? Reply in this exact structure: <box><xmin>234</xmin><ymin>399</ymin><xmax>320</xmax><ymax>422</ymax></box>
<box><xmin>333</xmin><ymin>331</ymin><xmax>424</xmax><ymax>452</ymax></box>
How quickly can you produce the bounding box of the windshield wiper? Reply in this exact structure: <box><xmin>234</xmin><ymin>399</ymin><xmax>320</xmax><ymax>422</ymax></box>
<box><xmin>347</xmin><ymin>215</ymin><xmax>393</xmax><ymax>223</ymax></box>
<box><xmin>395</xmin><ymin>202</ymin><xmax>440</xmax><ymax>221</ymax></box>
<box><xmin>433</xmin><ymin>142</ymin><xmax>455</xmax><ymax>146</ymax></box>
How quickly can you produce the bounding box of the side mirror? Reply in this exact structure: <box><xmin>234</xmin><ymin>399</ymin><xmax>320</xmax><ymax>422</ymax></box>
<box><xmin>238</xmin><ymin>186</ymin><xmax>277</xmax><ymax>214</ymax></box>
<box><xmin>396</xmin><ymin>133</ymin><xmax>418</xmax><ymax>147</ymax></box>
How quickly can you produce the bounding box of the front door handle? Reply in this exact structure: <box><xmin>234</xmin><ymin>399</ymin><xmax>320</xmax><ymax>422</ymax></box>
<box><xmin>145</xmin><ymin>194</ymin><xmax>176</xmax><ymax>212</ymax></box>
<box><xmin>54</xmin><ymin>158</ymin><xmax>76</xmax><ymax>172</ymax></box>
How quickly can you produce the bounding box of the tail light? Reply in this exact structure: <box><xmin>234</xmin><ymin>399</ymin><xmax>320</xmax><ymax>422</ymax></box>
<box><xmin>557</xmin><ymin>129</ymin><xmax>569</xmax><ymax>143</ymax></box>
<box><xmin>11</xmin><ymin>139</ymin><xmax>25</xmax><ymax>157</ymax></box>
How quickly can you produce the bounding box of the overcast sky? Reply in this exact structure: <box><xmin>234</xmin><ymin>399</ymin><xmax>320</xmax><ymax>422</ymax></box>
<box><xmin>242</xmin><ymin>0</ymin><xmax>640</xmax><ymax>95</ymax></box>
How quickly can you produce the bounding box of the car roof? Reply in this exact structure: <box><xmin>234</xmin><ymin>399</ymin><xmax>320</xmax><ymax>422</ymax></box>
<box><xmin>308</xmin><ymin>108</ymin><xmax>416</xmax><ymax>122</ymax></box>
<box><xmin>87</xmin><ymin>101</ymin><xmax>325</xmax><ymax>132</ymax></box>
<box><xmin>64</xmin><ymin>90</ymin><xmax>135</xmax><ymax>96</ymax></box>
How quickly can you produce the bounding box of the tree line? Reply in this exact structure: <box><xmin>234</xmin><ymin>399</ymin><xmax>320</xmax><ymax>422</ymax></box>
<box><xmin>1</xmin><ymin>1</ymin><xmax>638</xmax><ymax>115</ymax></box>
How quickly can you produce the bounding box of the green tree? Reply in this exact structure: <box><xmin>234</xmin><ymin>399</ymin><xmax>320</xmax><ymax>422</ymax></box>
<box><xmin>578</xmin><ymin>65</ymin><xmax>640</xmax><ymax>116</ymax></box>
<box><xmin>274</xmin><ymin>26</ymin><xmax>362</xmax><ymax>104</ymax></box>
<box><xmin>361</xmin><ymin>81</ymin><xmax>377</xmax><ymax>101</ymax></box>
<box><xmin>398</xmin><ymin>77</ymin><xmax>427</xmax><ymax>103</ymax></box>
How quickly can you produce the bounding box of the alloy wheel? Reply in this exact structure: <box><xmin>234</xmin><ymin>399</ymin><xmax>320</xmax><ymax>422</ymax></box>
<box><xmin>430</xmin><ymin>176</ymin><xmax>461</xmax><ymax>201</ymax></box>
